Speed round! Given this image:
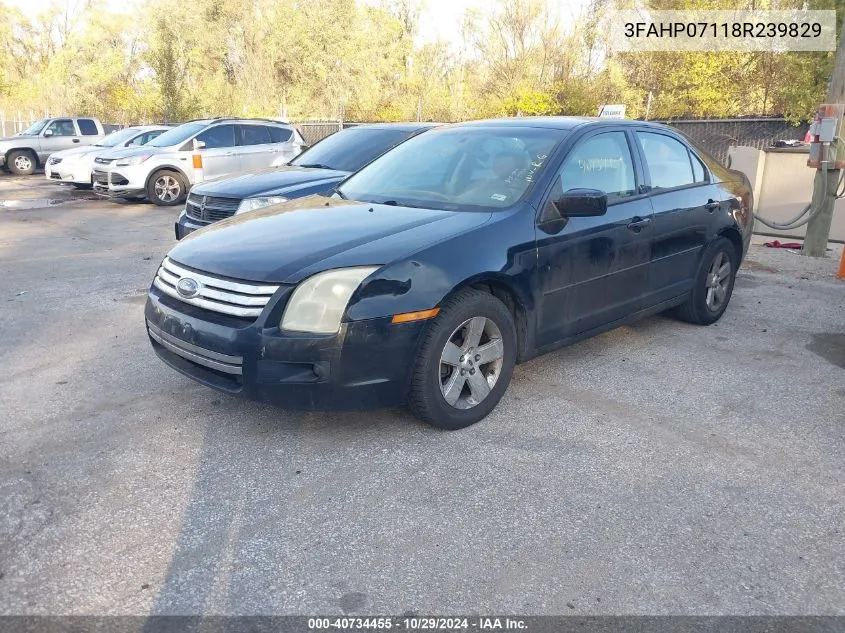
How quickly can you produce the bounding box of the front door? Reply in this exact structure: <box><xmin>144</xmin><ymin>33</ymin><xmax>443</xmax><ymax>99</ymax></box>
<box><xmin>39</xmin><ymin>119</ymin><xmax>80</xmax><ymax>161</ymax></box>
<box><xmin>193</xmin><ymin>124</ymin><xmax>238</xmax><ymax>180</ymax></box>
<box><xmin>535</xmin><ymin>130</ymin><xmax>653</xmax><ymax>348</ymax></box>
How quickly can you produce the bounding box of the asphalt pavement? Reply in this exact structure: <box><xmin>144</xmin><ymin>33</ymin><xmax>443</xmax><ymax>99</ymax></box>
<box><xmin>0</xmin><ymin>175</ymin><xmax>843</xmax><ymax>615</ymax></box>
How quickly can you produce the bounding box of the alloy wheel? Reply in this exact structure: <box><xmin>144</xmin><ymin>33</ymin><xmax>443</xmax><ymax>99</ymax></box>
<box><xmin>14</xmin><ymin>155</ymin><xmax>32</xmax><ymax>171</ymax></box>
<box><xmin>154</xmin><ymin>175</ymin><xmax>181</xmax><ymax>202</ymax></box>
<box><xmin>705</xmin><ymin>251</ymin><xmax>732</xmax><ymax>312</ymax></box>
<box><xmin>439</xmin><ymin>316</ymin><xmax>504</xmax><ymax>409</ymax></box>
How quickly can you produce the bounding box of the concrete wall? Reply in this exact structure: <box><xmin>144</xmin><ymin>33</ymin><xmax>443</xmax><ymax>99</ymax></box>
<box><xmin>727</xmin><ymin>145</ymin><xmax>845</xmax><ymax>242</ymax></box>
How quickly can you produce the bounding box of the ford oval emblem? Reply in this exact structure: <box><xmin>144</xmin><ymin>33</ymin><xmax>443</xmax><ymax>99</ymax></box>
<box><xmin>176</xmin><ymin>277</ymin><xmax>200</xmax><ymax>299</ymax></box>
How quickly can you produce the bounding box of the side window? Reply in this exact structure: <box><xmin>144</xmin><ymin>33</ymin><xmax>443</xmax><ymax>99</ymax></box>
<box><xmin>195</xmin><ymin>124</ymin><xmax>235</xmax><ymax>149</ymax></box>
<box><xmin>637</xmin><ymin>132</ymin><xmax>695</xmax><ymax>189</ymax></box>
<box><xmin>268</xmin><ymin>126</ymin><xmax>293</xmax><ymax>143</ymax></box>
<box><xmin>558</xmin><ymin>131</ymin><xmax>637</xmax><ymax>203</ymax></box>
<box><xmin>77</xmin><ymin>119</ymin><xmax>98</xmax><ymax>136</ymax></box>
<box><xmin>46</xmin><ymin>119</ymin><xmax>77</xmax><ymax>137</ymax></box>
<box><xmin>690</xmin><ymin>151</ymin><xmax>708</xmax><ymax>183</ymax></box>
<box><xmin>132</xmin><ymin>131</ymin><xmax>163</xmax><ymax>146</ymax></box>
<box><xmin>239</xmin><ymin>125</ymin><xmax>271</xmax><ymax>146</ymax></box>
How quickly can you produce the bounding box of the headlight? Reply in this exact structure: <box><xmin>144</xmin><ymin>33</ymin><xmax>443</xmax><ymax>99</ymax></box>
<box><xmin>236</xmin><ymin>196</ymin><xmax>288</xmax><ymax>214</ymax></box>
<box><xmin>115</xmin><ymin>154</ymin><xmax>151</xmax><ymax>167</ymax></box>
<box><xmin>281</xmin><ymin>267</ymin><xmax>379</xmax><ymax>334</ymax></box>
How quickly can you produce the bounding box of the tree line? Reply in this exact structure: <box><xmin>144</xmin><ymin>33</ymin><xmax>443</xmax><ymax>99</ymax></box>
<box><xmin>0</xmin><ymin>0</ymin><xmax>840</xmax><ymax>125</ymax></box>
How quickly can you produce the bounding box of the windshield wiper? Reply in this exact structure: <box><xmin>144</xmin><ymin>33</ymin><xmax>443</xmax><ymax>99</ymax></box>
<box><xmin>298</xmin><ymin>163</ymin><xmax>333</xmax><ymax>169</ymax></box>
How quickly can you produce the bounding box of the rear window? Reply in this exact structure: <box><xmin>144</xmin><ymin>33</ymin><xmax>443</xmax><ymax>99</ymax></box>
<box><xmin>77</xmin><ymin>119</ymin><xmax>99</xmax><ymax>136</ymax></box>
<box><xmin>290</xmin><ymin>127</ymin><xmax>418</xmax><ymax>172</ymax></box>
<box><xmin>268</xmin><ymin>126</ymin><xmax>293</xmax><ymax>143</ymax></box>
<box><xmin>239</xmin><ymin>125</ymin><xmax>271</xmax><ymax>146</ymax></box>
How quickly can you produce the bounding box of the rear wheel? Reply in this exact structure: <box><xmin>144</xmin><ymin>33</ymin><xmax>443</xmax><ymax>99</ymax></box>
<box><xmin>8</xmin><ymin>150</ymin><xmax>36</xmax><ymax>176</ymax></box>
<box><xmin>408</xmin><ymin>289</ymin><xmax>516</xmax><ymax>430</ymax></box>
<box><xmin>146</xmin><ymin>170</ymin><xmax>187</xmax><ymax>206</ymax></box>
<box><xmin>674</xmin><ymin>237</ymin><xmax>738</xmax><ymax>325</ymax></box>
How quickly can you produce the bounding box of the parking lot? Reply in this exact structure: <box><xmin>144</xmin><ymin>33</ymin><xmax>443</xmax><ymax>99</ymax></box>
<box><xmin>0</xmin><ymin>175</ymin><xmax>843</xmax><ymax>614</ymax></box>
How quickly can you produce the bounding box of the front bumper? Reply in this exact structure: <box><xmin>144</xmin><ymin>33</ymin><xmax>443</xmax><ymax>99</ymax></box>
<box><xmin>92</xmin><ymin>164</ymin><xmax>147</xmax><ymax>197</ymax></box>
<box><xmin>144</xmin><ymin>285</ymin><xmax>427</xmax><ymax>410</ymax></box>
<box><xmin>175</xmin><ymin>210</ymin><xmax>210</xmax><ymax>240</ymax></box>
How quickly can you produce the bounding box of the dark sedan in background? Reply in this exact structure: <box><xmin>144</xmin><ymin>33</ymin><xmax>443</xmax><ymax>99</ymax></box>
<box><xmin>174</xmin><ymin>122</ymin><xmax>438</xmax><ymax>239</ymax></box>
<box><xmin>147</xmin><ymin>117</ymin><xmax>753</xmax><ymax>430</ymax></box>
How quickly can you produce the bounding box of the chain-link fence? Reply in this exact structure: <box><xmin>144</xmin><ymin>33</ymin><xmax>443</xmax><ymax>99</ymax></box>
<box><xmin>654</xmin><ymin>118</ymin><xmax>809</xmax><ymax>165</ymax></box>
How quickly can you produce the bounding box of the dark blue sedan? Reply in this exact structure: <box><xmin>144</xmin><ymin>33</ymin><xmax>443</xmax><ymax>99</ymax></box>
<box><xmin>174</xmin><ymin>122</ymin><xmax>437</xmax><ymax>239</ymax></box>
<box><xmin>146</xmin><ymin>117</ymin><xmax>753</xmax><ymax>429</ymax></box>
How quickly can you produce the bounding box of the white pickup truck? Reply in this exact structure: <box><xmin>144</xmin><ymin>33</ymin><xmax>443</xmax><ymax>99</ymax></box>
<box><xmin>0</xmin><ymin>117</ymin><xmax>107</xmax><ymax>175</ymax></box>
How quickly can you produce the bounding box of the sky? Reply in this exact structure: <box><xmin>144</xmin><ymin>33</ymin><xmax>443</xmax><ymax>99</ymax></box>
<box><xmin>7</xmin><ymin>0</ymin><xmax>592</xmax><ymax>46</ymax></box>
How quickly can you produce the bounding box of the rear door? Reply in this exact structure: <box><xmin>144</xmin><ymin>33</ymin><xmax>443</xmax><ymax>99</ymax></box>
<box><xmin>236</xmin><ymin>124</ymin><xmax>275</xmax><ymax>172</ymax></box>
<box><xmin>633</xmin><ymin>129</ymin><xmax>721</xmax><ymax>305</ymax></box>
<box><xmin>193</xmin><ymin>124</ymin><xmax>238</xmax><ymax>180</ymax></box>
<box><xmin>39</xmin><ymin>119</ymin><xmax>80</xmax><ymax>161</ymax></box>
<box><xmin>535</xmin><ymin>129</ymin><xmax>653</xmax><ymax>346</ymax></box>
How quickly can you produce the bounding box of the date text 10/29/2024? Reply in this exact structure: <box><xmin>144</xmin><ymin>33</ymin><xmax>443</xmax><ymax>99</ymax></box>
<box><xmin>308</xmin><ymin>617</ymin><xmax>528</xmax><ymax>631</ymax></box>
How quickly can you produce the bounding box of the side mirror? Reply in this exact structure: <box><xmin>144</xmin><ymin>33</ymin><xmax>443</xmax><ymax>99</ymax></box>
<box><xmin>43</xmin><ymin>129</ymin><xmax>54</xmax><ymax>137</ymax></box>
<box><xmin>192</xmin><ymin>139</ymin><xmax>206</xmax><ymax>150</ymax></box>
<box><xmin>554</xmin><ymin>188</ymin><xmax>608</xmax><ymax>217</ymax></box>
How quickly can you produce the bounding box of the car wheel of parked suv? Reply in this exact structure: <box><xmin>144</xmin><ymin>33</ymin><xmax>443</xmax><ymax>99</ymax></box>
<box><xmin>409</xmin><ymin>289</ymin><xmax>517</xmax><ymax>430</ymax></box>
<box><xmin>674</xmin><ymin>237</ymin><xmax>738</xmax><ymax>326</ymax></box>
<box><xmin>147</xmin><ymin>170</ymin><xmax>187</xmax><ymax>206</ymax></box>
<box><xmin>9</xmin><ymin>150</ymin><xmax>36</xmax><ymax>176</ymax></box>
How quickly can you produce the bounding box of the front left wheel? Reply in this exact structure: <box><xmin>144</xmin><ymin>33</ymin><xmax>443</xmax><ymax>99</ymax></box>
<box><xmin>147</xmin><ymin>170</ymin><xmax>187</xmax><ymax>206</ymax></box>
<box><xmin>408</xmin><ymin>289</ymin><xmax>517</xmax><ymax>430</ymax></box>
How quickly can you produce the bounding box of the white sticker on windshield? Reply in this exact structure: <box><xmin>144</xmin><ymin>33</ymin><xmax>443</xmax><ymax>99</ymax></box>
<box><xmin>491</xmin><ymin>193</ymin><xmax>507</xmax><ymax>201</ymax></box>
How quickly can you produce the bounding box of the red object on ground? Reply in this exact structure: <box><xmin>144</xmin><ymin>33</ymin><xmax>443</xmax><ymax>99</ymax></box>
<box><xmin>838</xmin><ymin>247</ymin><xmax>845</xmax><ymax>280</ymax></box>
<box><xmin>764</xmin><ymin>240</ymin><xmax>803</xmax><ymax>249</ymax></box>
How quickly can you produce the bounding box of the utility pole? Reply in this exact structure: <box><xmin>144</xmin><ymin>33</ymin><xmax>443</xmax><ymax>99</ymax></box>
<box><xmin>803</xmin><ymin>23</ymin><xmax>845</xmax><ymax>257</ymax></box>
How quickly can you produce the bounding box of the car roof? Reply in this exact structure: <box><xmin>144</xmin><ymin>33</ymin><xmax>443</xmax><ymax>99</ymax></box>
<box><xmin>448</xmin><ymin>116</ymin><xmax>674</xmax><ymax>132</ymax></box>
<box><xmin>350</xmin><ymin>122</ymin><xmax>441</xmax><ymax>132</ymax></box>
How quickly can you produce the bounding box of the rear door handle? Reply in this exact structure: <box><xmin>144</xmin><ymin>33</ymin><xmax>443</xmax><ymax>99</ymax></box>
<box><xmin>704</xmin><ymin>200</ymin><xmax>720</xmax><ymax>211</ymax></box>
<box><xmin>627</xmin><ymin>217</ymin><xmax>651</xmax><ymax>232</ymax></box>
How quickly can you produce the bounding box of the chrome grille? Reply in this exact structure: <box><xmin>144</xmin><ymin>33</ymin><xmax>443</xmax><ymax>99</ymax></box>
<box><xmin>185</xmin><ymin>193</ymin><xmax>241</xmax><ymax>223</ymax></box>
<box><xmin>153</xmin><ymin>257</ymin><xmax>279</xmax><ymax>318</ymax></box>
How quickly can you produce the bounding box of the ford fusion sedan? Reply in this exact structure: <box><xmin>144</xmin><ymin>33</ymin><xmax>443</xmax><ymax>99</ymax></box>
<box><xmin>45</xmin><ymin>125</ymin><xmax>170</xmax><ymax>188</ymax></box>
<box><xmin>175</xmin><ymin>122</ymin><xmax>437</xmax><ymax>239</ymax></box>
<box><xmin>145</xmin><ymin>117</ymin><xmax>753</xmax><ymax>430</ymax></box>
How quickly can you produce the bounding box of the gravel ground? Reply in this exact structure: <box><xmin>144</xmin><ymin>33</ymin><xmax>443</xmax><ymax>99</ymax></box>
<box><xmin>0</xmin><ymin>176</ymin><xmax>843</xmax><ymax>615</ymax></box>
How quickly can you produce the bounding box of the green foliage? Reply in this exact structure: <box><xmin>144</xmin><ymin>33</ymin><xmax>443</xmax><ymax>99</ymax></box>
<box><xmin>0</xmin><ymin>0</ymin><xmax>838</xmax><ymax>125</ymax></box>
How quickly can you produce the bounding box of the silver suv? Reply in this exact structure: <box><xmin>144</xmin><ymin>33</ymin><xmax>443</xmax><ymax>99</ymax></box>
<box><xmin>92</xmin><ymin>118</ymin><xmax>305</xmax><ymax>206</ymax></box>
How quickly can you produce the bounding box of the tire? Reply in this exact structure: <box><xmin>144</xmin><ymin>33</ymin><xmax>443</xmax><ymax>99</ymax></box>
<box><xmin>674</xmin><ymin>237</ymin><xmax>738</xmax><ymax>325</ymax></box>
<box><xmin>146</xmin><ymin>170</ymin><xmax>187</xmax><ymax>206</ymax></box>
<box><xmin>8</xmin><ymin>150</ymin><xmax>36</xmax><ymax>176</ymax></box>
<box><xmin>408</xmin><ymin>288</ymin><xmax>517</xmax><ymax>430</ymax></box>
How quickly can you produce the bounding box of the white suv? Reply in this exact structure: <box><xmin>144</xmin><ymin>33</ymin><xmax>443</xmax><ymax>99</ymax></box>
<box><xmin>45</xmin><ymin>125</ymin><xmax>170</xmax><ymax>188</ymax></box>
<box><xmin>92</xmin><ymin>118</ymin><xmax>305</xmax><ymax>206</ymax></box>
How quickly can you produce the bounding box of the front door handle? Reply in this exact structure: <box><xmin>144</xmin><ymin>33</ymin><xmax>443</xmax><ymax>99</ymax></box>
<box><xmin>704</xmin><ymin>200</ymin><xmax>720</xmax><ymax>211</ymax></box>
<box><xmin>627</xmin><ymin>217</ymin><xmax>651</xmax><ymax>232</ymax></box>
<box><xmin>72</xmin><ymin>138</ymin><xmax>80</xmax><ymax>143</ymax></box>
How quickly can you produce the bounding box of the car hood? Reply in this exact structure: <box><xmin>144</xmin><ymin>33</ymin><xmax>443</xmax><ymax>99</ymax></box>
<box><xmin>167</xmin><ymin>195</ymin><xmax>492</xmax><ymax>284</ymax></box>
<box><xmin>50</xmin><ymin>145</ymin><xmax>103</xmax><ymax>159</ymax></box>
<box><xmin>0</xmin><ymin>135</ymin><xmax>36</xmax><ymax>146</ymax></box>
<box><xmin>193</xmin><ymin>166</ymin><xmax>350</xmax><ymax>198</ymax></box>
<box><xmin>100</xmin><ymin>146</ymin><xmax>162</xmax><ymax>160</ymax></box>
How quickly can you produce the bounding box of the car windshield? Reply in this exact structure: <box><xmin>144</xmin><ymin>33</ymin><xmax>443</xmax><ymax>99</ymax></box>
<box><xmin>145</xmin><ymin>122</ymin><xmax>207</xmax><ymax>148</ymax></box>
<box><xmin>18</xmin><ymin>119</ymin><xmax>49</xmax><ymax>136</ymax></box>
<box><xmin>290</xmin><ymin>127</ymin><xmax>419</xmax><ymax>173</ymax></box>
<box><xmin>96</xmin><ymin>127</ymin><xmax>144</xmax><ymax>148</ymax></box>
<box><xmin>337</xmin><ymin>127</ymin><xmax>564</xmax><ymax>210</ymax></box>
